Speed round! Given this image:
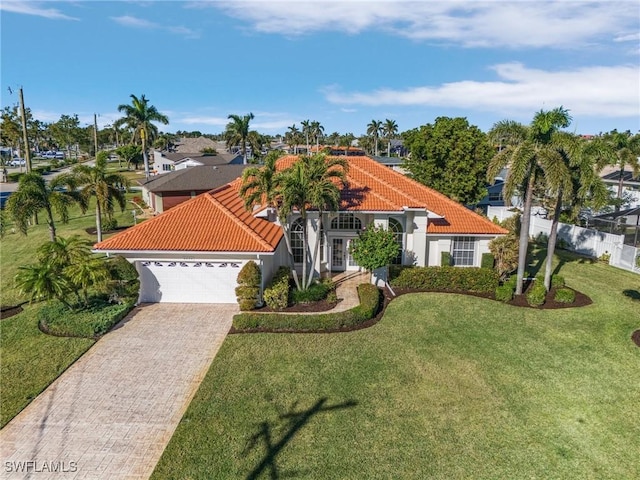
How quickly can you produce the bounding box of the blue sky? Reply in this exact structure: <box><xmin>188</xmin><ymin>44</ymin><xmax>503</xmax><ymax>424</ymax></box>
<box><xmin>1</xmin><ymin>1</ymin><xmax>639</xmax><ymax>137</ymax></box>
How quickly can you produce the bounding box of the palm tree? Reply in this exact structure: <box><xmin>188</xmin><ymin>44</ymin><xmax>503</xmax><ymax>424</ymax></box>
<box><xmin>285</xmin><ymin>124</ymin><xmax>301</xmax><ymax>154</ymax></box>
<box><xmin>225</xmin><ymin>113</ymin><xmax>255</xmax><ymax>164</ymax></box>
<box><xmin>301</xmin><ymin>119</ymin><xmax>311</xmax><ymax>153</ymax></box>
<box><xmin>383</xmin><ymin>119</ymin><xmax>398</xmax><ymax>157</ymax></box>
<box><xmin>488</xmin><ymin>107</ymin><xmax>572</xmax><ymax>295</ymax></box>
<box><xmin>117</xmin><ymin>94</ymin><xmax>169</xmax><ymax>179</ymax></box>
<box><xmin>72</xmin><ymin>152</ymin><xmax>130</xmax><ymax>243</ymax></box>
<box><xmin>311</xmin><ymin>121</ymin><xmax>324</xmax><ymax>151</ymax></box>
<box><xmin>278</xmin><ymin>154</ymin><xmax>348</xmax><ymax>289</ymax></box>
<box><xmin>327</xmin><ymin>131</ymin><xmax>340</xmax><ymax>147</ymax></box>
<box><xmin>6</xmin><ymin>172</ymin><xmax>85</xmax><ymax>241</ymax></box>
<box><xmin>596</xmin><ymin>130</ymin><xmax>640</xmax><ymax>209</ymax></box>
<box><xmin>367</xmin><ymin>120</ymin><xmax>383</xmax><ymax>156</ymax></box>
<box><xmin>239</xmin><ymin>151</ymin><xmax>281</xmax><ymax>210</ymax></box>
<box><xmin>66</xmin><ymin>256</ymin><xmax>110</xmax><ymax>306</ymax></box>
<box><xmin>15</xmin><ymin>263</ymin><xmax>73</xmax><ymax>308</ymax></box>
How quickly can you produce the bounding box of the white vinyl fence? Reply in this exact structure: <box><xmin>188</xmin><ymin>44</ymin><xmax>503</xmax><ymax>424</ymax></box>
<box><xmin>487</xmin><ymin>206</ymin><xmax>639</xmax><ymax>274</ymax></box>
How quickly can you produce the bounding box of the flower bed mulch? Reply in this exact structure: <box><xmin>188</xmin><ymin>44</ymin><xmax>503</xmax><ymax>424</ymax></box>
<box><xmin>632</xmin><ymin>330</ymin><xmax>640</xmax><ymax>347</ymax></box>
<box><xmin>0</xmin><ymin>304</ymin><xmax>24</xmax><ymax>320</ymax></box>
<box><xmin>252</xmin><ymin>298</ymin><xmax>340</xmax><ymax>314</ymax></box>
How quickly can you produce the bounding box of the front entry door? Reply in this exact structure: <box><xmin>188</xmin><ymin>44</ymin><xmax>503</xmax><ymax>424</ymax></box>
<box><xmin>332</xmin><ymin>238</ymin><xmax>345</xmax><ymax>271</ymax></box>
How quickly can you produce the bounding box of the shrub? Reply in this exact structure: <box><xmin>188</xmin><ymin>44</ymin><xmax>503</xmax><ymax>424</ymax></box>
<box><xmin>481</xmin><ymin>252</ymin><xmax>495</xmax><ymax>269</ymax></box>
<box><xmin>495</xmin><ymin>284</ymin><xmax>514</xmax><ymax>302</ymax></box>
<box><xmin>290</xmin><ymin>279</ymin><xmax>335</xmax><ymax>304</ymax></box>
<box><xmin>106</xmin><ymin>256</ymin><xmax>140</xmax><ymax>304</ymax></box>
<box><xmin>102</xmin><ymin>217</ymin><xmax>118</xmax><ymax>232</ymax></box>
<box><xmin>390</xmin><ymin>266</ymin><xmax>499</xmax><ymax>293</ymax></box>
<box><xmin>551</xmin><ymin>275</ymin><xmax>565</xmax><ymax>289</ymax></box>
<box><xmin>263</xmin><ymin>267</ymin><xmax>290</xmax><ymax>310</ymax></box>
<box><xmin>489</xmin><ymin>234</ymin><xmax>519</xmax><ymax>279</ymax></box>
<box><xmin>554</xmin><ymin>288</ymin><xmax>575</xmax><ymax>304</ymax></box>
<box><xmin>504</xmin><ymin>275</ymin><xmax>518</xmax><ymax>289</ymax></box>
<box><xmin>598</xmin><ymin>251</ymin><xmax>611</xmax><ymax>263</ymax></box>
<box><xmin>235</xmin><ymin>261</ymin><xmax>261</xmax><ymax>310</ymax></box>
<box><xmin>526</xmin><ymin>278</ymin><xmax>547</xmax><ymax>307</ymax></box>
<box><xmin>39</xmin><ymin>298</ymin><xmax>133</xmax><ymax>338</ymax></box>
<box><xmin>233</xmin><ymin>284</ymin><xmax>380</xmax><ymax>332</ymax></box>
<box><xmin>440</xmin><ymin>252</ymin><xmax>451</xmax><ymax>266</ymax></box>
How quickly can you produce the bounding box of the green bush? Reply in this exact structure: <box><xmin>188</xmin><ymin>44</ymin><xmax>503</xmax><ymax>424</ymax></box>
<box><xmin>551</xmin><ymin>275</ymin><xmax>565</xmax><ymax>289</ymax></box>
<box><xmin>290</xmin><ymin>279</ymin><xmax>335</xmax><ymax>304</ymax></box>
<box><xmin>504</xmin><ymin>275</ymin><xmax>518</xmax><ymax>289</ymax></box>
<box><xmin>390</xmin><ymin>266</ymin><xmax>499</xmax><ymax>293</ymax></box>
<box><xmin>554</xmin><ymin>288</ymin><xmax>575</xmax><ymax>304</ymax></box>
<box><xmin>481</xmin><ymin>252</ymin><xmax>495</xmax><ymax>269</ymax></box>
<box><xmin>263</xmin><ymin>267</ymin><xmax>290</xmax><ymax>310</ymax></box>
<box><xmin>39</xmin><ymin>298</ymin><xmax>133</xmax><ymax>338</ymax></box>
<box><xmin>526</xmin><ymin>279</ymin><xmax>547</xmax><ymax>307</ymax></box>
<box><xmin>495</xmin><ymin>284</ymin><xmax>514</xmax><ymax>302</ymax></box>
<box><xmin>102</xmin><ymin>217</ymin><xmax>118</xmax><ymax>231</ymax></box>
<box><xmin>106</xmin><ymin>255</ymin><xmax>140</xmax><ymax>304</ymax></box>
<box><xmin>441</xmin><ymin>251</ymin><xmax>451</xmax><ymax>266</ymax></box>
<box><xmin>233</xmin><ymin>283</ymin><xmax>380</xmax><ymax>332</ymax></box>
<box><xmin>235</xmin><ymin>261</ymin><xmax>261</xmax><ymax>311</ymax></box>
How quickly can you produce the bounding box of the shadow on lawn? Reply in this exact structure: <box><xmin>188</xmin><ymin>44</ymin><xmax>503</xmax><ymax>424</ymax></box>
<box><xmin>243</xmin><ymin>397</ymin><xmax>357</xmax><ymax>480</ymax></box>
<box><xmin>623</xmin><ymin>289</ymin><xmax>640</xmax><ymax>301</ymax></box>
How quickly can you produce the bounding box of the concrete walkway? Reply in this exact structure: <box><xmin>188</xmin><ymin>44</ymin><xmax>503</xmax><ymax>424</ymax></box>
<box><xmin>0</xmin><ymin>303</ymin><xmax>235</xmax><ymax>479</ymax></box>
<box><xmin>330</xmin><ymin>271</ymin><xmax>370</xmax><ymax>312</ymax></box>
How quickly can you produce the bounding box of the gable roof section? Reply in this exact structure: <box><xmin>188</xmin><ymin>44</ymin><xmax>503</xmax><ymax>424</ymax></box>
<box><xmin>94</xmin><ymin>179</ymin><xmax>282</xmax><ymax>253</ymax></box>
<box><xmin>276</xmin><ymin>155</ymin><xmax>506</xmax><ymax>235</ymax></box>
<box><xmin>140</xmin><ymin>165</ymin><xmax>248</xmax><ymax>192</ymax></box>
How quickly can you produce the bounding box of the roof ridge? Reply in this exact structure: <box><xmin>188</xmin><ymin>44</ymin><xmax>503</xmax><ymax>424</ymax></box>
<box><xmin>205</xmin><ymin>189</ymin><xmax>273</xmax><ymax>251</ymax></box>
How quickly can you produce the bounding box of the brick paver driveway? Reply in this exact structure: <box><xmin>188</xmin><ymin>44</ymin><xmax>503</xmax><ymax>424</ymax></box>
<box><xmin>0</xmin><ymin>303</ymin><xmax>235</xmax><ymax>479</ymax></box>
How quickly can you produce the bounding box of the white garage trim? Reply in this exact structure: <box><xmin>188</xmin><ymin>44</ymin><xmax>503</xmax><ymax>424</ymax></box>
<box><xmin>137</xmin><ymin>260</ymin><xmax>243</xmax><ymax>304</ymax></box>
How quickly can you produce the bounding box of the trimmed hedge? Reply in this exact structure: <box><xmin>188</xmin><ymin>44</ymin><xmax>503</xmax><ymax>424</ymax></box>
<box><xmin>39</xmin><ymin>299</ymin><xmax>134</xmax><ymax>338</ymax></box>
<box><xmin>554</xmin><ymin>288</ymin><xmax>575</xmax><ymax>304</ymax></box>
<box><xmin>390</xmin><ymin>266</ymin><xmax>499</xmax><ymax>293</ymax></box>
<box><xmin>290</xmin><ymin>279</ymin><xmax>335</xmax><ymax>304</ymax></box>
<box><xmin>441</xmin><ymin>251</ymin><xmax>451</xmax><ymax>266</ymax></box>
<box><xmin>495</xmin><ymin>284</ymin><xmax>514</xmax><ymax>302</ymax></box>
<box><xmin>551</xmin><ymin>275</ymin><xmax>565</xmax><ymax>289</ymax></box>
<box><xmin>481</xmin><ymin>252</ymin><xmax>495</xmax><ymax>269</ymax></box>
<box><xmin>527</xmin><ymin>278</ymin><xmax>547</xmax><ymax>307</ymax></box>
<box><xmin>263</xmin><ymin>266</ymin><xmax>290</xmax><ymax>310</ymax></box>
<box><xmin>233</xmin><ymin>283</ymin><xmax>380</xmax><ymax>332</ymax></box>
<box><xmin>235</xmin><ymin>261</ymin><xmax>261</xmax><ymax>311</ymax></box>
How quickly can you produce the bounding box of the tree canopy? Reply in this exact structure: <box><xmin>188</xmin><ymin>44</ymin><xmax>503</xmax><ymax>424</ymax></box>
<box><xmin>402</xmin><ymin>117</ymin><xmax>493</xmax><ymax>205</ymax></box>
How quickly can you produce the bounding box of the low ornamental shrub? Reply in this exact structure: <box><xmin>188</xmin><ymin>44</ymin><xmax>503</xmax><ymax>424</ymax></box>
<box><xmin>290</xmin><ymin>279</ymin><xmax>335</xmax><ymax>304</ymax></box>
<box><xmin>551</xmin><ymin>275</ymin><xmax>565</xmax><ymax>289</ymax></box>
<box><xmin>263</xmin><ymin>266</ymin><xmax>290</xmax><ymax>310</ymax></box>
<box><xmin>441</xmin><ymin>251</ymin><xmax>452</xmax><ymax>266</ymax></box>
<box><xmin>390</xmin><ymin>266</ymin><xmax>499</xmax><ymax>293</ymax></box>
<box><xmin>495</xmin><ymin>284</ymin><xmax>514</xmax><ymax>302</ymax></box>
<box><xmin>526</xmin><ymin>279</ymin><xmax>547</xmax><ymax>307</ymax></box>
<box><xmin>481</xmin><ymin>252</ymin><xmax>495</xmax><ymax>269</ymax></box>
<box><xmin>233</xmin><ymin>283</ymin><xmax>380</xmax><ymax>332</ymax></box>
<box><xmin>106</xmin><ymin>256</ymin><xmax>140</xmax><ymax>304</ymax></box>
<box><xmin>235</xmin><ymin>261</ymin><xmax>261</xmax><ymax>311</ymax></box>
<box><xmin>39</xmin><ymin>299</ymin><xmax>133</xmax><ymax>338</ymax></box>
<box><xmin>554</xmin><ymin>287</ymin><xmax>576</xmax><ymax>304</ymax></box>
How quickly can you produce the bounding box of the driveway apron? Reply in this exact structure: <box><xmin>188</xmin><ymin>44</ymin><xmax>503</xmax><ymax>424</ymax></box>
<box><xmin>0</xmin><ymin>303</ymin><xmax>235</xmax><ymax>479</ymax></box>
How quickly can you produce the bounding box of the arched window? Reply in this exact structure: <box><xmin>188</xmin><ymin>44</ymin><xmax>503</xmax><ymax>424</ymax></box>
<box><xmin>388</xmin><ymin>218</ymin><xmax>403</xmax><ymax>265</ymax></box>
<box><xmin>330</xmin><ymin>213</ymin><xmax>362</xmax><ymax>230</ymax></box>
<box><xmin>291</xmin><ymin>218</ymin><xmax>304</xmax><ymax>263</ymax></box>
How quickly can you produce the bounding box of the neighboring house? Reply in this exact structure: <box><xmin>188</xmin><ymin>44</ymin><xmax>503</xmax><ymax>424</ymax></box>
<box><xmin>95</xmin><ymin>155</ymin><xmax>507</xmax><ymax>304</ymax></box>
<box><xmin>152</xmin><ymin>150</ymin><xmax>242</xmax><ymax>174</ymax></box>
<box><xmin>369</xmin><ymin>155</ymin><xmax>406</xmax><ymax>173</ymax></box>
<box><xmin>601</xmin><ymin>169</ymin><xmax>640</xmax><ymax>189</ymax></box>
<box><xmin>140</xmin><ymin>164</ymin><xmax>248</xmax><ymax>214</ymax></box>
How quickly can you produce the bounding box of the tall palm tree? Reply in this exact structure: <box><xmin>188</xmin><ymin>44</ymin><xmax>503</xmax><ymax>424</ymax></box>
<box><xmin>301</xmin><ymin>119</ymin><xmax>311</xmax><ymax>153</ymax></box>
<box><xmin>6</xmin><ymin>172</ymin><xmax>85</xmax><ymax>241</ymax></box>
<box><xmin>239</xmin><ymin>151</ymin><xmax>281</xmax><ymax>211</ymax></box>
<box><xmin>278</xmin><ymin>154</ymin><xmax>348</xmax><ymax>289</ymax></box>
<box><xmin>367</xmin><ymin>120</ymin><xmax>383</xmax><ymax>156</ymax></box>
<box><xmin>311</xmin><ymin>121</ymin><xmax>324</xmax><ymax>151</ymax></box>
<box><xmin>595</xmin><ymin>130</ymin><xmax>640</xmax><ymax>209</ymax></box>
<box><xmin>72</xmin><ymin>152</ymin><xmax>130</xmax><ymax>243</ymax></box>
<box><xmin>383</xmin><ymin>119</ymin><xmax>398</xmax><ymax>157</ymax></box>
<box><xmin>225</xmin><ymin>113</ymin><xmax>255</xmax><ymax>164</ymax></box>
<box><xmin>488</xmin><ymin>107</ymin><xmax>572</xmax><ymax>295</ymax></box>
<box><xmin>285</xmin><ymin>124</ymin><xmax>301</xmax><ymax>154</ymax></box>
<box><xmin>117</xmin><ymin>94</ymin><xmax>169</xmax><ymax>179</ymax></box>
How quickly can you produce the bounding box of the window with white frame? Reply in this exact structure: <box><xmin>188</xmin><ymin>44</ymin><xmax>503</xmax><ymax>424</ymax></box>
<box><xmin>291</xmin><ymin>218</ymin><xmax>304</xmax><ymax>263</ymax></box>
<box><xmin>330</xmin><ymin>213</ymin><xmax>362</xmax><ymax>230</ymax></box>
<box><xmin>452</xmin><ymin>236</ymin><xmax>475</xmax><ymax>266</ymax></box>
<box><xmin>388</xmin><ymin>218</ymin><xmax>403</xmax><ymax>265</ymax></box>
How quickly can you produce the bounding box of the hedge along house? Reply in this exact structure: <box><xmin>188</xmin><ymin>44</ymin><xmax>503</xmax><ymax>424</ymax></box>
<box><xmin>94</xmin><ymin>155</ymin><xmax>507</xmax><ymax>304</ymax></box>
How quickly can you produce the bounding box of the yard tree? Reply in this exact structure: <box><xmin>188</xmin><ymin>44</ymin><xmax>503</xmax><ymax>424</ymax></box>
<box><xmin>487</xmin><ymin>107</ymin><xmax>572</xmax><ymax>295</ymax></box>
<box><xmin>489</xmin><ymin>215</ymin><xmax>520</xmax><ymax>280</ymax></box>
<box><xmin>49</xmin><ymin>114</ymin><xmax>83</xmax><ymax>159</ymax></box>
<box><xmin>6</xmin><ymin>172</ymin><xmax>86</xmax><ymax>242</ymax></box>
<box><xmin>285</xmin><ymin>124</ymin><xmax>302</xmax><ymax>154</ymax></box>
<box><xmin>594</xmin><ymin>130</ymin><xmax>640</xmax><ymax>209</ymax></box>
<box><xmin>114</xmin><ymin>144</ymin><xmax>142</xmax><ymax>170</ymax></box>
<box><xmin>310</xmin><ymin>121</ymin><xmax>324</xmax><ymax>150</ymax></box>
<box><xmin>383</xmin><ymin>118</ymin><xmax>398</xmax><ymax>157</ymax></box>
<box><xmin>301</xmin><ymin>119</ymin><xmax>311</xmax><ymax>153</ymax></box>
<box><xmin>367</xmin><ymin>119</ymin><xmax>383</xmax><ymax>156</ymax></box>
<box><xmin>403</xmin><ymin>117</ymin><xmax>493</xmax><ymax>205</ymax></box>
<box><xmin>349</xmin><ymin>224</ymin><xmax>399</xmax><ymax>282</ymax></box>
<box><xmin>117</xmin><ymin>94</ymin><xmax>169</xmax><ymax>179</ymax></box>
<box><xmin>225</xmin><ymin>112</ymin><xmax>255</xmax><ymax>164</ymax></box>
<box><xmin>72</xmin><ymin>151</ymin><xmax>130</xmax><ymax>243</ymax></box>
<box><xmin>1</xmin><ymin>106</ymin><xmax>24</xmax><ymax>156</ymax></box>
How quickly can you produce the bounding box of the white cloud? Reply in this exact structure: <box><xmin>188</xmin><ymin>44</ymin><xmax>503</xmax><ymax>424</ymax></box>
<box><xmin>0</xmin><ymin>1</ymin><xmax>79</xmax><ymax>20</ymax></box>
<box><xmin>323</xmin><ymin>63</ymin><xmax>640</xmax><ymax>118</ymax></box>
<box><xmin>179</xmin><ymin>116</ymin><xmax>229</xmax><ymax>126</ymax></box>
<box><xmin>204</xmin><ymin>1</ymin><xmax>639</xmax><ymax>49</ymax></box>
<box><xmin>110</xmin><ymin>15</ymin><xmax>200</xmax><ymax>38</ymax></box>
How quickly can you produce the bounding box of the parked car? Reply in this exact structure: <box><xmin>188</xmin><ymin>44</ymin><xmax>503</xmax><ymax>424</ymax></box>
<box><xmin>9</xmin><ymin>158</ymin><xmax>26</xmax><ymax>167</ymax></box>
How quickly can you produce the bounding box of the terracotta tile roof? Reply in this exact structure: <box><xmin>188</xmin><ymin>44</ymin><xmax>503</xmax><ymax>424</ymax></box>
<box><xmin>276</xmin><ymin>155</ymin><xmax>507</xmax><ymax>235</ymax></box>
<box><xmin>94</xmin><ymin>179</ymin><xmax>283</xmax><ymax>253</ymax></box>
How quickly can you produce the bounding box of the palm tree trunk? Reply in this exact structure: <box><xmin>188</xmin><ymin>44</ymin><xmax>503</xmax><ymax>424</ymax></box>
<box><xmin>45</xmin><ymin>206</ymin><xmax>56</xmax><ymax>242</ymax></box>
<box><xmin>616</xmin><ymin>166</ymin><xmax>624</xmax><ymax>211</ymax></box>
<box><xmin>96</xmin><ymin>200</ymin><xmax>103</xmax><ymax>243</ymax></box>
<box><xmin>387</xmin><ymin>140</ymin><xmax>391</xmax><ymax>157</ymax></box>
<box><xmin>306</xmin><ymin>215</ymin><xmax>323</xmax><ymax>289</ymax></box>
<box><xmin>516</xmin><ymin>174</ymin><xmax>535</xmax><ymax>295</ymax></box>
<box><xmin>301</xmin><ymin>215</ymin><xmax>308</xmax><ymax>290</ymax></box>
<box><xmin>544</xmin><ymin>188</ymin><xmax>563</xmax><ymax>291</ymax></box>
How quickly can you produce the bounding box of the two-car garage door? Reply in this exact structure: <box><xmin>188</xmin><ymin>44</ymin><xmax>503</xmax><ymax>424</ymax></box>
<box><xmin>138</xmin><ymin>260</ymin><xmax>243</xmax><ymax>303</ymax></box>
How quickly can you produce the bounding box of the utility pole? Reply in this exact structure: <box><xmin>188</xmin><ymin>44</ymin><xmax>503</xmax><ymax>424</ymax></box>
<box><xmin>18</xmin><ymin>87</ymin><xmax>32</xmax><ymax>173</ymax></box>
<box><xmin>94</xmin><ymin>113</ymin><xmax>99</xmax><ymax>161</ymax></box>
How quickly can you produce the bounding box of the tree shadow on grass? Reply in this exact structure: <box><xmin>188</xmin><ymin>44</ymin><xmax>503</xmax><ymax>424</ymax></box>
<box><xmin>243</xmin><ymin>397</ymin><xmax>357</xmax><ymax>480</ymax></box>
<box><xmin>623</xmin><ymin>289</ymin><xmax>640</xmax><ymax>301</ymax></box>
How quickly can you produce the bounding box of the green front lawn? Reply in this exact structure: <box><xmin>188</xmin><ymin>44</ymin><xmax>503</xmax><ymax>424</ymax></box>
<box><xmin>152</xmin><ymin>252</ymin><xmax>640</xmax><ymax>479</ymax></box>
